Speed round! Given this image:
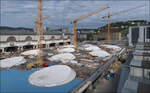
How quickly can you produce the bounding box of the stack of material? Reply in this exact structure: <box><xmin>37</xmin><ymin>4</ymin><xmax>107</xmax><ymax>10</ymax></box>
<box><xmin>0</xmin><ymin>56</ymin><xmax>26</xmax><ymax>68</ymax></box>
<box><xmin>29</xmin><ymin>65</ymin><xmax>76</xmax><ymax>87</ymax></box>
<box><xmin>80</xmin><ymin>59</ymin><xmax>99</xmax><ymax>68</ymax></box>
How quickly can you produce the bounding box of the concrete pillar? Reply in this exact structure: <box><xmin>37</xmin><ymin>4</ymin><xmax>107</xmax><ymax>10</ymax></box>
<box><xmin>88</xmin><ymin>85</ymin><xmax>94</xmax><ymax>93</ymax></box>
<box><xmin>20</xmin><ymin>46</ymin><xmax>23</xmax><ymax>51</ymax></box>
<box><xmin>34</xmin><ymin>45</ymin><xmax>37</xmax><ymax>49</ymax></box>
<box><xmin>46</xmin><ymin>44</ymin><xmax>49</xmax><ymax>48</ymax></box>
<box><xmin>33</xmin><ymin>45</ymin><xmax>35</xmax><ymax>49</ymax></box>
<box><xmin>2</xmin><ymin>48</ymin><xmax>5</xmax><ymax>53</ymax></box>
<box><xmin>18</xmin><ymin>46</ymin><xmax>23</xmax><ymax>52</ymax></box>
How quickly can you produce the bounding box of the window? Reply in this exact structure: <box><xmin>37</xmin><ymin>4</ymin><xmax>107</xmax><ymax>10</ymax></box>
<box><xmin>25</xmin><ymin>36</ymin><xmax>32</xmax><ymax>41</ymax></box>
<box><xmin>7</xmin><ymin>36</ymin><xmax>16</xmax><ymax>42</ymax></box>
<box><xmin>130</xmin><ymin>67</ymin><xmax>142</xmax><ymax>78</ymax></box>
<box><xmin>131</xmin><ymin>27</ymin><xmax>139</xmax><ymax>45</ymax></box>
<box><xmin>144</xmin><ymin>69</ymin><xmax>150</xmax><ymax>80</ymax></box>
<box><xmin>51</xmin><ymin>36</ymin><xmax>55</xmax><ymax>40</ymax></box>
<box><xmin>146</xmin><ymin>27</ymin><xmax>150</xmax><ymax>39</ymax></box>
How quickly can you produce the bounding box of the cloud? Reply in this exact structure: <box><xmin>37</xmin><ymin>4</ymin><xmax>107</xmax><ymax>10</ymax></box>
<box><xmin>1</xmin><ymin>0</ymin><xmax>149</xmax><ymax>29</ymax></box>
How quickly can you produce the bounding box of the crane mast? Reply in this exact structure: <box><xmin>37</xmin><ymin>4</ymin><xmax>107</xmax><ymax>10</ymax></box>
<box><xmin>107</xmin><ymin>12</ymin><xmax>111</xmax><ymax>44</ymax></box>
<box><xmin>36</xmin><ymin>0</ymin><xmax>43</xmax><ymax>62</ymax></box>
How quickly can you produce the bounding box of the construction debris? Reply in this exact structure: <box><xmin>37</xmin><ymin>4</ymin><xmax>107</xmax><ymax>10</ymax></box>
<box><xmin>1</xmin><ymin>43</ymin><xmax>122</xmax><ymax>82</ymax></box>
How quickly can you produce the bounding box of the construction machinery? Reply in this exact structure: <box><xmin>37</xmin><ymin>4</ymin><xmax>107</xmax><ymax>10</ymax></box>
<box><xmin>71</xmin><ymin>6</ymin><xmax>110</xmax><ymax>50</ymax></box>
<box><xmin>102</xmin><ymin>5</ymin><xmax>145</xmax><ymax>44</ymax></box>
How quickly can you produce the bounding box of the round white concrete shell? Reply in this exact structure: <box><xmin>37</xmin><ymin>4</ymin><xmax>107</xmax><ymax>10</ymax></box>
<box><xmin>29</xmin><ymin>65</ymin><xmax>76</xmax><ymax>87</ymax></box>
<box><xmin>57</xmin><ymin>48</ymin><xmax>75</xmax><ymax>53</ymax></box>
<box><xmin>0</xmin><ymin>56</ymin><xmax>26</xmax><ymax>68</ymax></box>
<box><xmin>89</xmin><ymin>50</ymin><xmax>110</xmax><ymax>58</ymax></box>
<box><xmin>48</xmin><ymin>53</ymin><xmax>76</xmax><ymax>63</ymax></box>
<box><xmin>21</xmin><ymin>50</ymin><xmax>39</xmax><ymax>56</ymax></box>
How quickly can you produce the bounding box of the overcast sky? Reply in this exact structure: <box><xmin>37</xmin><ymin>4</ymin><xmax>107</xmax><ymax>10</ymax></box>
<box><xmin>1</xmin><ymin>0</ymin><xmax>150</xmax><ymax>29</ymax></box>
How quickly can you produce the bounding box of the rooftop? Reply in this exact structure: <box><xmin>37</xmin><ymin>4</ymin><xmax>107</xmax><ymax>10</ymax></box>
<box><xmin>130</xmin><ymin>59</ymin><xmax>141</xmax><ymax>67</ymax></box>
<box><xmin>0</xmin><ymin>26</ymin><xmax>73</xmax><ymax>35</ymax></box>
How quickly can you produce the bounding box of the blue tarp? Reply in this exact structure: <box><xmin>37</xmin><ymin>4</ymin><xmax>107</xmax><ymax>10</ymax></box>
<box><xmin>0</xmin><ymin>69</ymin><xmax>83</xmax><ymax>93</ymax></box>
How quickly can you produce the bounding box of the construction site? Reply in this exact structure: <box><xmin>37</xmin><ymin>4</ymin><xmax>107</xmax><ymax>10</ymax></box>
<box><xmin>0</xmin><ymin>0</ymin><xmax>150</xmax><ymax>93</ymax></box>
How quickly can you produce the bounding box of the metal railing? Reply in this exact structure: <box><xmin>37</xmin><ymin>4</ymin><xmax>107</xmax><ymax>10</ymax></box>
<box><xmin>72</xmin><ymin>56</ymin><xmax>117</xmax><ymax>93</ymax></box>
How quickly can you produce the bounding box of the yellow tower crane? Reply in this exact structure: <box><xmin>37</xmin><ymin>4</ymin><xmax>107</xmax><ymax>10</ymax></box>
<box><xmin>102</xmin><ymin>4</ymin><xmax>145</xmax><ymax>44</ymax></box>
<box><xmin>35</xmin><ymin>16</ymin><xmax>51</xmax><ymax>33</ymax></box>
<box><xmin>35</xmin><ymin>0</ymin><xmax>43</xmax><ymax>63</ymax></box>
<box><xmin>71</xmin><ymin>6</ymin><xmax>110</xmax><ymax>50</ymax></box>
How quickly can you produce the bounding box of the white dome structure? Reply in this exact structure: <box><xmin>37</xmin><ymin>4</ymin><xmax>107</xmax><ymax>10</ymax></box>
<box><xmin>48</xmin><ymin>53</ymin><xmax>76</xmax><ymax>63</ymax></box>
<box><xmin>0</xmin><ymin>56</ymin><xmax>26</xmax><ymax>68</ymax></box>
<box><xmin>83</xmin><ymin>44</ymin><xmax>101</xmax><ymax>51</ymax></box>
<box><xmin>29</xmin><ymin>65</ymin><xmax>76</xmax><ymax>87</ymax></box>
<box><xmin>89</xmin><ymin>50</ymin><xmax>110</xmax><ymax>58</ymax></box>
<box><xmin>21</xmin><ymin>50</ymin><xmax>39</xmax><ymax>56</ymax></box>
<box><xmin>58</xmin><ymin>48</ymin><xmax>75</xmax><ymax>53</ymax></box>
<box><xmin>63</xmin><ymin>45</ymin><xmax>74</xmax><ymax>48</ymax></box>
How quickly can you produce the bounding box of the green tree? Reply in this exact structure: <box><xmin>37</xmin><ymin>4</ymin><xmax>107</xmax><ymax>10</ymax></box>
<box><xmin>121</xmin><ymin>29</ymin><xmax>129</xmax><ymax>36</ymax></box>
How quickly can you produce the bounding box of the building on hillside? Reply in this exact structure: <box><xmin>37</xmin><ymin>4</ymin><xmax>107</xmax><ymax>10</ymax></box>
<box><xmin>118</xmin><ymin>25</ymin><xmax>150</xmax><ymax>93</ymax></box>
<box><xmin>93</xmin><ymin>27</ymin><xmax>121</xmax><ymax>41</ymax></box>
<box><xmin>77</xmin><ymin>29</ymin><xmax>96</xmax><ymax>41</ymax></box>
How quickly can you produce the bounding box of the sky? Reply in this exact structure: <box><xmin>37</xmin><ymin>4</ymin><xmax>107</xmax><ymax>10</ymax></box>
<box><xmin>1</xmin><ymin>0</ymin><xmax>150</xmax><ymax>29</ymax></box>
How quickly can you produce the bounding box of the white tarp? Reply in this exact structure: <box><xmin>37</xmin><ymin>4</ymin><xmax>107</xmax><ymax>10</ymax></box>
<box><xmin>57</xmin><ymin>48</ymin><xmax>75</xmax><ymax>53</ymax></box>
<box><xmin>29</xmin><ymin>65</ymin><xmax>76</xmax><ymax>87</ymax></box>
<box><xmin>89</xmin><ymin>50</ymin><xmax>110</xmax><ymax>58</ymax></box>
<box><xmin>0</xmin><ymin>56</ymin><xmax>26</xmax><ymax>68</ymax></box>
<box><xmin>48</xmin><ymin>53</ymin><xmax>76</xmax><ymax>63</ymax></box>
<box><xmin>21</xmin><ymin>50</ymin><xmax>39</xmax><ymax>56</ymax></box>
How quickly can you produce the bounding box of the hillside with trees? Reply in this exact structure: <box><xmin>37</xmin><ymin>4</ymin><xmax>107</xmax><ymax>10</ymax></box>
<box><xmin>97</xmin><ymin>20</ymin><xmax>149</xmax><ymax>37</ymax></box>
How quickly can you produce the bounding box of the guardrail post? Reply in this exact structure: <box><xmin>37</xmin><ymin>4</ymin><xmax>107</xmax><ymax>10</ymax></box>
<box><xmin>87</xmin><ymin>85</ymin><xmax>94</xmax><ymax>93</ymax></box>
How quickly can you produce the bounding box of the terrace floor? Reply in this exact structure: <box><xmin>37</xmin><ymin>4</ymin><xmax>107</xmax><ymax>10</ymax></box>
<box><xmin>93</xmin><ymin>68</ymin><xmax>121</xmax><ymax>93</ymax></box>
